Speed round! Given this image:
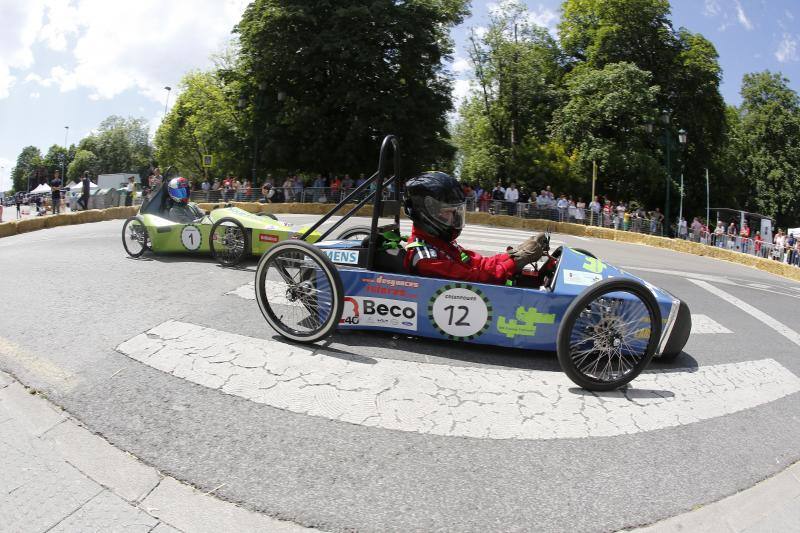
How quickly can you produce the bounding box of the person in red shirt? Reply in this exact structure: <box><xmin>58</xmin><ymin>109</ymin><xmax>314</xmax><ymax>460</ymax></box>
<box><xmin>403</xmin><ymin>172</ymin><xmax>545</xmax><ymax>284</ymax></box>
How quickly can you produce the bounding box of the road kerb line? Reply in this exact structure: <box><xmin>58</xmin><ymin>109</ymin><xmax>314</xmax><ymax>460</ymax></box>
<box><xmin>688</xmin><ymin>279</ymin><xmax>800</xmax><ymax>347</ymax></box>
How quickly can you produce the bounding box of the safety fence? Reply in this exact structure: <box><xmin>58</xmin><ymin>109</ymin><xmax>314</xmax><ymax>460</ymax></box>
<box><xmin>189</xmin><ymin>189</ymin><xmax>667</xmax><ymax>236</ymax></box>
<box><xmin>686</xmin><ymin>230</ymin><xmax>800</xmax><ymax>267</ymax></box>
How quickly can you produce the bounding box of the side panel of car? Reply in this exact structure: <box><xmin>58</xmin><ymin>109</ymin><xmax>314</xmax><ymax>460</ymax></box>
<box><xmin>141</xmin><ymin>214</ymin><xmax>212</xmax><ymax>253</ymax></box>
<box><xmin>335</xmin><ymin>268</ymin><xmax>574</xmax><ymax>351</ymax></box>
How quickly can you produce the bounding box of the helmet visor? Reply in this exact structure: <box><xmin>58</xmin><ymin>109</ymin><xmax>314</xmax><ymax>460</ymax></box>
<box><xmin>423</xmin><ymin>196</ymin><xmax>466</xmax><ymax>231</ymax></box>
<box><xmin>170</xmin><ymin>186</ymin><xmax>189</xmax><ymax>200</ymax></box>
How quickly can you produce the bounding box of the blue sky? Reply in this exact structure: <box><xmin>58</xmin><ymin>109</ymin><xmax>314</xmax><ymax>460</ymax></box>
<box><xmin>1</xmin><ymin>0</ymin><xmax>798</xmax><ymax>192</ymax></box>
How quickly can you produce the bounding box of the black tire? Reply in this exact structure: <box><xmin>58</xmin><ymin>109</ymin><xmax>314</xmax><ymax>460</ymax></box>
<box><xmin>122</xmin><ymin>216</ymin><xmax>149</xmax><ymax>258</ymax></box>
<box><xmin>337</xmin><ymin>225</ymin><xmax>372</xmax><ymax>242</ymax></box>
<box><xmin>658</xmin><ymin>300</ymin><xmax>691</xmax><ymax>363</ymax></box>
<box><xmin>257</xmin><ymin>212</ymin><xmax>278</xmax><ymax>221</ymax></box>
<box><xmin>572</xmin><ymin>247</ymin><xmax>596</xmax><ymax>258</ymax></box>
<box><xmin>210</xmin><ymin>217</ymin><xmax>249</xmax><ymax>267</ymax></box>
<box><xmin>557</xmin><ymin>278</ymin><xmax>662</xmax><ymax>391</ymax></box>
<box><xmin>255</xmin><ymin>241</ymin><xmax>344</xmax><ymax>343</ymax></box>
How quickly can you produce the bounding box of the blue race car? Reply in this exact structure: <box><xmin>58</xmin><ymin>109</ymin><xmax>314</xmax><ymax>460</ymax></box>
<box><xmin>254</xmin><ymin>137</ymin><xmax>691</xmax><ymax>391</ymax></box>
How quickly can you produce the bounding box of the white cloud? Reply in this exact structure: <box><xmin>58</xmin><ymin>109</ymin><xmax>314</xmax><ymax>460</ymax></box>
<box><xmin>452</xmin><ymin>57</ymin><xmax>471</xmax><ymax>74</ymax></box>
<box><xmin>29</xmin><ymin>91</ymin><xmax>40</xmax><ymax>99</ymax></box>
<box><xmin>704</xmin><ymin>0</ymin><xmax>721</xmax><ymax>17</ymax></box>
<box><xmin>734</xmin><ymin>0</ymin><xmax>753</xmax><ymax>30</ymax></box>
<box><xmin>527</xmin><ymin>5</ymin><xmax>559</xmax><ymax>32</ymax></box>
<box><xmin>0</xmin><ymin>0</ymin><xmax>47</xmax><ymax>97</ymax></box>
<box><xmin>452</xmin><ymin>79</ymin><xmax>472</xmax><ymax>104</ymax></box>
<box><xmin>0</xmin><ymin>156</ymin><xmax>13</xmax><ymax>192</ymax></box>
<box><xmin>4</xmin><ymin>0</ymin><xmax>249</xmax><ymax>103</ymax></box>
<box><xmin>775</xmin><ymin>34</ymin><xmax>798</xmax><ymax>63</ymax></box>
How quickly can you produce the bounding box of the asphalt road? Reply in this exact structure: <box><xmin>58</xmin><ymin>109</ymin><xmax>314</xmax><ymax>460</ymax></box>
<box><xmin>1</xmin><ymin>215</ymin><xmax>799</xmax><ymax>532</ymax></box>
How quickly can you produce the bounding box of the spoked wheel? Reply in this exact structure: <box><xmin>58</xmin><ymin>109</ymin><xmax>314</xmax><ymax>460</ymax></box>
<box><xmin>122</xmin><ymin>216</ymin><xmax>149</xmax><ymax>258</ymax></box>
<box><xmin>210</xmin><ymin>217</ymin><xmax>249</xmax><ymax>267</ymax></box>
<box><xmin>337</xmin><ymin>225</ymin><xmax>372</xmax><ymax>242</ymax></box>
<box><xmin>557</xmin><ymin>279</ymin><xmax>661</xmax><ymax>390</ymax></box>
<box><xmin>255</xmin><ymin>240</ymin><xmax>344</xmax><ymax>343</ymax></box>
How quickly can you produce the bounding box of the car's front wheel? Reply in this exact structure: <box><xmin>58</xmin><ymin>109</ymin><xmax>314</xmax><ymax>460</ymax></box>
<box><xmin>557</xmin><ymin>279</ymin><xmax>661</xmax><ymax>390</ymax></box>
<box><xmin>122</xmin><ymin>217</ymin><xmax>149</xmax><ymax>258</ymax></box>
<box><xmin>337</xmin><ymin>225</ymin><xmax>372</xmax><ymax>242</ymax></box>
<box><xmin>210</xmin><ymin>217</ymin><xmax>249</xmax><ymax>267</ymax></box>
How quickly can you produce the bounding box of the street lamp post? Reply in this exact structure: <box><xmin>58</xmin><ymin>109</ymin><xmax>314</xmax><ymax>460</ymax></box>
<box><xmin>163</xmin><ymin>86</ymin><xmax>172</xmax><ymax>117</ymax></box>
<box><xmin>660</xmin><ymin>110</ymin><xmax>671</xmax><ymax>235</ymax></box>
<box><xmin>677</xmin><ymin>128</ymin><xmax>687</xmax><ymax>222</ymax></box>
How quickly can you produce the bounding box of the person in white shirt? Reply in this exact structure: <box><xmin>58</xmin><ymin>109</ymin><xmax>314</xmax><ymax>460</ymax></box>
<box><xmin>575</xmin><ymin>197</ymin><xmax>586</xmax><ymax>223</ymax></box>
<box><xmin>504</xmin><ymin>183</ymin><xmax>519</xmax><ymax>215</ymax></box>
<box><xmin>589</xmin><ymin>196</ymin><xmax>601</xmax><ymax>226</ymax></box>
<box><xmin>556</xmin><ymin>195</ymin><xmax>568</xmax><ymax>222</ymax></box>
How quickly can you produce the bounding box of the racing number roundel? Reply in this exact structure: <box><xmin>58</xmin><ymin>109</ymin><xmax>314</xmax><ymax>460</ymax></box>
<box><xmin>181</xmin><ymin>225</ymin><xmax>202</xmax><ymax>251</ymax></box>
<box><xmin>428</xmin><ymin>284</ymin><xmax>492</xmax><ymax>341</ymax></box>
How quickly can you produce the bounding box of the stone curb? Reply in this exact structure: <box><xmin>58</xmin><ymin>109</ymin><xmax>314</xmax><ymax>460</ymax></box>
<box><xmin>2</xmin><ymin>201</ymin><xmax>798</xmax><ymax>282</ymax></box>
<box><xmin>0</xmin><ymin>369</ymin><xmax>317</xmax><ymax>532</ymax></box>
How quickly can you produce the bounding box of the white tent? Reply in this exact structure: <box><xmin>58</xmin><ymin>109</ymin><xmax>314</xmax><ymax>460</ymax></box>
<box><xmin>64</xmin><ymin>181</ymin><xmax>79</xmax><ymax>189</ymax></box>
<box><xmin>69</xmin><ymin>181</ymin><xmax>98</xmax><ymax>191</ymax></box>
<box><xmin>30</xmin><ymin>183</ymin><xmax>51</xmax><ymax>194</ymax></box>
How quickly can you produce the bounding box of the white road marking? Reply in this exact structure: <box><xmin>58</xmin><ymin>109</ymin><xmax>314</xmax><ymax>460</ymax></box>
<box><xmin>689</xmin><ymin>279</ymin><xmax>800</xmax><ymax>347</ymax></box>
<box><xmin>691</xmin><ymin>314</ymin><xmax>732</xmax><ymax>334</ymax></box>
<box><xmin>118</xmin><ymin>321</ymin><xmax>800</xmax><ymax>440</ymax></box>
<box><xmin>626</xmin><ymin>267</ymin><xmax>800</xmax><ymax>300</ymax></box>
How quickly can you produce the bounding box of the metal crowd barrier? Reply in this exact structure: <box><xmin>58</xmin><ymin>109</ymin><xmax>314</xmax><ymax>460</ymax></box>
<box><xmin>686</xmin><ymin>230</ymin><xmax>800</xmax><ymax>266</ymax></box>
<box><xmin>190</xmin><ymin>186</ymin><xmax>396</xmax><ymax>204</ymax></box>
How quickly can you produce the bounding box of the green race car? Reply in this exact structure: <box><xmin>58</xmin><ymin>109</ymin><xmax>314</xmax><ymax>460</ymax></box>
<box><xmin>121</xmin><ymin>184</ymin><xmax>319</xmax><ymax>266</ymax></box>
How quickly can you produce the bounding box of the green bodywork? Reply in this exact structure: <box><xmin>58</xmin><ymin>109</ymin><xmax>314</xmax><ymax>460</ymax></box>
<box><xmin>139</xmin><ymin>206</ymin><xmax>320</xmax><ymax>255</ymax></box>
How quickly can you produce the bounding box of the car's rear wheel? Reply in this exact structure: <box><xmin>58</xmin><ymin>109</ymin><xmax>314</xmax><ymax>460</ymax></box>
<box><xmin>255</xmin><ymin>241</ymin><xmax>344</xmax><ymax>343</ymax></box>
<box><xmin>337</xmin><ymin>225</ymin><xmax>372</xmax><ymax>242</ymax></box>
<box><xmin>122</xmin><ymin>217</ymin><xmax>149</xmax><ymax>258</ymax></box>
<box><xmin>557</xmin><ymin>279</ymin><xmax>661</xmax><ymax>391</ymax></box>
<box><xmin>210</xmin><ymin>217</ymin><xmax>249</xmax><ymax>267</ymax></box>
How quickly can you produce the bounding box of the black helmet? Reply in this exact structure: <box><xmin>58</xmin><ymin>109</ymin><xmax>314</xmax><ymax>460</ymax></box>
<box><xmin>404</xmin><ymin>171</ymin><xmax>466</xmax><ymax>241</ymax></box>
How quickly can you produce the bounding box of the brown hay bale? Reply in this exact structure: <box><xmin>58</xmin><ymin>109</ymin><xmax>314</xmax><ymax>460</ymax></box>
<box><xmin>0</xmin><ymin>222</ymin><xmax>18</xmax><ymax>238</ymax></box>
<box><xmin>16</xmin><ymin>218</ymin><xmax>47</xmax><ymax>233</ymax></box>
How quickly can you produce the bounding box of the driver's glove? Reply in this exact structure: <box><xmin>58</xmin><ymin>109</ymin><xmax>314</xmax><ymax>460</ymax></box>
<box><xmin>508</xmin><ymin>233</ymin><xmax>546</xmax><ymax>269</ymax></box>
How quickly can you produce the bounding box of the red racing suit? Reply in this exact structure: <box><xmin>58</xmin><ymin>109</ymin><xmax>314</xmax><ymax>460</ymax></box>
<box><xmin>403</xmin><ymin>226</ymin><xmax>516</xmax><ymax>284</ymax></box>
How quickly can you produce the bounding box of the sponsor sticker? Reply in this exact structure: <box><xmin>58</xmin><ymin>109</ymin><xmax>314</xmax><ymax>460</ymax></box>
<box><xmin>563</xmin><ymin>269</ymin><xmax>603</xmax><ymax>286</ymax></box>
<box><xmin>339</xmin><ymin>296</ymin><xmax>417</xmax><ymax>331</ymax></box>
<box><xmin>496</xmin><ymin>307</ymin><xmax>556</xmax><ymax>339</ymax></box>
<box><xmin>324</xmin><ymin>249</ymin><xmax>360</xmax><ymax>265</ymax></box>
<box><xmin>259</xmin><ymin>233</ymin><xmax>280</xmax><ymax>243</ymax></box>
<box><xmin>582</xmin><ymin>257</ymin><xmax>607</xmax><ymax>274</ymax></box>
<box><xmin>428</xmin><ymin>284</ymin><xmax>492</xmax><ymax>340</ymax></box>
<box><xmin>180</xmin><ymin>225</ymin><xmax>202</xmax><ymax>251</ymax></box>
<box><xmin>360</xmin><ymin>275</ymin><xmax>420</xmax><ymax>298</ymax></box>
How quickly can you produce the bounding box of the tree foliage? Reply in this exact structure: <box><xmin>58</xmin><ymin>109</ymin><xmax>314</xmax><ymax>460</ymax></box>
<box><xmin>551</xmin><ymin>62</ymin><xmax>661</xmax><ymax>198</ymax></box>
<box><xmin>454</xmin><ymin>0</ymin><xmax>567</xmax><ymax>187</ymax></box>
<box><xmin>77</xmin><ymin>116</ymin><xmax>153</xmax><ymax>178</ymax></box>
<box><xmin>736</xmin><ymin>71</ymin><xmax>800</xmax><ymax>226</ymax></box>
<box><xmin>10</xmin><ymin>146</ymin><xmax>43</xmax><ymax>193</ymax></box>
<box><xmin>233</xmin><ymin>0</ymin><xmax>469</xmax><ymax>175</ymax></box>
<box><xmin>155</xmin><ymin>71</ymin><xmax>245</xmax><ymax>181</ymax></box>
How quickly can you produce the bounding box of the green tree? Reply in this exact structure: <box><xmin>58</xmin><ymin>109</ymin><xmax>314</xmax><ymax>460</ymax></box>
<box><xmin>78</xmin><ymin>116</ymin><xmax>153</xmax><ymax>178</ymax></box>
<box><xmin>234</xmin><ymin>0</ymin><xmax>469</xmax><ymax>175</ymax></box>
<box><xmin>10</xmin><ymin>146</ymin><xmax>43</xmax><ymax>193</ymax></box>
<box><xmin>737</xmin><ymin>71</ymin><xmax>800</xmax><ymax>226</ymax></box>
<box><xmin>557</xmin><ymin>0</ymin><xmax>725</xmax><ymax>219</ymax></box>
<box><xmin>551</xmin><ymin>62</ymin><xmax>661</xmax><ymax>199</ymax></box>
<box><xmin>454</xmin><ymin>0</ymin><xmax>566</xmax><ymax>186</ymax></box>
<box><xmin>67</xmin><ymin>150</ymin><xmax>100</xmax><ymax>182</ymax></box>
<box><xmin>154</xmin><ymin>71</ymin><xmax>245</xmax><ymax>182</ymax></box>
<box><xmin>43</xmin><ymin>144</ymin><xmax>76</xmax><ymax>178</ymax></box>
